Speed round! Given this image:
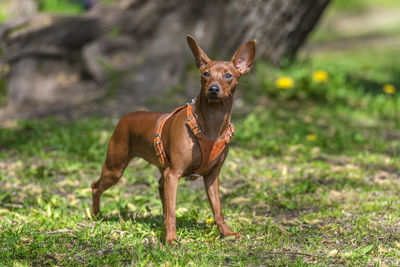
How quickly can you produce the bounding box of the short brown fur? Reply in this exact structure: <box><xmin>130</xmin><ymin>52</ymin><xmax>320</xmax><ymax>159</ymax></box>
<box><xmin>91</xmin><ymin>35</ymin><xmax>256</xmax><ymax>244</ymax></box>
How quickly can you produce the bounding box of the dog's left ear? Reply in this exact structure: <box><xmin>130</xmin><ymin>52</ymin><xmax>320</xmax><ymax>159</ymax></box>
<box><xmin>231</xmin><ymin>40</ymin><xmax>256</xmax><ymax>75</ymax></box>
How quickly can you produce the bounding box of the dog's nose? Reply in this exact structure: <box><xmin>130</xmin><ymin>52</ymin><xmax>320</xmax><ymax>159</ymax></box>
<box><xmin>208</xmin><ymin>84</ymin><xmax>220</xmax><ymax>97</ymax></box>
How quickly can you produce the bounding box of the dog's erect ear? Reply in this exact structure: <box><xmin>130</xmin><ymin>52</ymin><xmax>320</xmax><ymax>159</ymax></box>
<box><xmin>231</xmin><ymin>40</ymin><xmax>256</xmax><ymax>75</ymax></box>
<box><xmin>187</xmin><ymin>35</ymin><xmax>211</xmax><ymax>69</ymax></box>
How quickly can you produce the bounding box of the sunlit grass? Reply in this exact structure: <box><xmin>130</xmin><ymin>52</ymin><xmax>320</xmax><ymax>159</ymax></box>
<box><xmin>1</xmin><ymin>44</ymin><xmax>399</xmax><ymax>265</ymax></box>
<box><xmin>331</xmin><ymin>0</ymin><xmax>400</xmax><ymax>14</ymax></box>
<box><xmin>37</xmin><ymin>0</ymin><xmax>85</xmax><ymax>14</ymax></box>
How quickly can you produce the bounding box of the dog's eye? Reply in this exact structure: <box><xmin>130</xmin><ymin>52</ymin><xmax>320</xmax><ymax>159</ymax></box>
<box><xmin>225</xmin><ymin>73</ymin><xmax>232</xmax><ymax>79</ymax></box>
<box><xmin>203</xmin><ymin>71</ymin><xmax>210</xmax><ymax>77</ymax></box>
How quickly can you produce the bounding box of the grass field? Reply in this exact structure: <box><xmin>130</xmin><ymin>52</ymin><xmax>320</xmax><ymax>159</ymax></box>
<box><xmin>1</xmin><ymin>43</ymin><xmax>399</xmax><ymax>265</ymax></box>
<box><xmin>1</xmin><ymin>1</ymin><xmax>400</xmax><ymax>265</ymax></box>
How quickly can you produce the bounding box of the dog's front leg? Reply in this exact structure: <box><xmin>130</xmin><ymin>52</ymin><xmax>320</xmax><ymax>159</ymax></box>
<box><xmin>163</xmin><ymin>168</ymin><xmax>180</xmax><ymax>245</ymax></box>
<box><xmin>203</xmin><ymin>171</ymin><xmax>241</xmax><ymax>240</ymax></box>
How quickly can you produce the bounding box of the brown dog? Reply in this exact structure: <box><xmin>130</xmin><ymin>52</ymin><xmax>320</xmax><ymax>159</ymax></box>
<box><xmin>91</xmin><ymin>35</ymin><xmax>256</xmax><ymax>244</ymax></box>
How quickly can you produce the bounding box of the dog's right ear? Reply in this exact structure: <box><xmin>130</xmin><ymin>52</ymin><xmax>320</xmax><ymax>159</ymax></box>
<box><xmin>187</xmin><ymin>35</ymin><xmax>211</xmax><ymax>69</ymax></box>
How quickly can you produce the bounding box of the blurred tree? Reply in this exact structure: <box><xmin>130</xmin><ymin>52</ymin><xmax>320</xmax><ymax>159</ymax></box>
<box><xmin>0</xmin><ymin>0</ymin><xmax>329</xmax><ymax>120</ymax></box>
<box><xmin>82</xmin><ymin>0</ymin><xmax>97</xmax><ymax>10</ymax></box>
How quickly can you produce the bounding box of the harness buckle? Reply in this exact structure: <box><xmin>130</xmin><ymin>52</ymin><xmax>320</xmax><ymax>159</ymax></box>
<box><xmin>194</xmin><ymin>129</ymin><xmax>202</xmax><ymax>135</ymax></box>
<box><xmin>186</xmin><ymin>116</ymin><xmax>194</xmax><ymax>122</ymax></box>
<box><xmin>187</xmin><ymin>98</ymin><xmax>196</xmax><ymax>105</ymax></box>
<box><xmin>156</xmin><ymin>151</ymin><xmax>163</xmax><ymax>156</ymax></box>
<box><xmin>154</xmin><ymin>133</ymin><xmax>161</xmax><ymax>138</ymax></box>
<box><xmin>185</xmin><ymin>173</ymin><xmax>201</xmax><ymax>181</ymax></box>
<box><xmin>153</xmin><ymin>141</ymin><xmax>161</xmax><ymax>146</ymax></box>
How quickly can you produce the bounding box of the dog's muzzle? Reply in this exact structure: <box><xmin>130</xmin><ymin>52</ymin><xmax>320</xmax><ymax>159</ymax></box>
<box><xmin>208</xmin><ymin>84</ymin><xmax>220</xmax><ymax>98</ymax></box>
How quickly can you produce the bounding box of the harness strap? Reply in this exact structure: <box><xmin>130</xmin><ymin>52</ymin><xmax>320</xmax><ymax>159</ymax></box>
<box><xmin>153</xmin><ymin>99</ymin><xmax>235</xmax><ymax>176</ymax></box>
<box><xmin>185</xmin><ymin>104</ymin><xmax>235</xmax><ymax>175</ymax></box>
<box><xmin>153</xmin><ymin>105</ymin><xmax>186</xmax><ymax>165</ymax></box>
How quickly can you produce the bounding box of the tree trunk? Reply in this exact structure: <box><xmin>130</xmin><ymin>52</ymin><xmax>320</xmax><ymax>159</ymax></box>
<box><xmin>0</xmin><ymin>0</ymin><xmax>330</xmax><ymax>120</ymax></box>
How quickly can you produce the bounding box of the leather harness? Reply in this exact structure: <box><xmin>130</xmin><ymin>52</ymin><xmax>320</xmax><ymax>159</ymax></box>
<box><xmin>153</xmin><ymin>99</ymin><xmax>235</xmax><ymax>178</ymax></box>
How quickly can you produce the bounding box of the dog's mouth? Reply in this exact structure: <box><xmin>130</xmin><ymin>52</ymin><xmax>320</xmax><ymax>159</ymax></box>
<box><xmin>208</xmin><ymin>94</ymin><xmax>220</xmax><ymax>99</ymax></box>
<box><xmin>207</xmin><ymin>95</ymin><xmax>226</xmax><ymax>103</ymax></box>
<box><xmin>208</xmin><ymin>91</ymin><xmax>225</xmax><ymax>100</ymax></box>
<box><xmin>207</xmin><ymin>94</ymin><xmax>224</xmax><ymax>101</ymax></box>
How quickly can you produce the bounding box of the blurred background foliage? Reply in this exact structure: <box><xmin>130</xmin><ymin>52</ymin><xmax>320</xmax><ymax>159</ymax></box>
<box><xmin>0</xmin><ymin>0</ymin><xmax>399</xmax><ymax>178</ymax></box>
<box><xmin>0</xmin><ymin>0</ymin><xmax>398</xmax><ymax>160</ymax></box>
<box><xmin>0</xmin><ymin>0</ymin><xmax>114</xmax><ymax>21</ymax></box>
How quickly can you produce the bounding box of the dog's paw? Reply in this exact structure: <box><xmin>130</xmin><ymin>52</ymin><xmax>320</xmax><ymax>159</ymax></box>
<box><xmin>91</xmin><ymin>211</ymin><xmax>103</xmax><ymax>220</ymax></box>
<box><xmin>166</xmin><ymin>237</ymin><xmax>179</xmax><ymax>246</ymax></box>
<box><xmin>220</xmin><ymin>232</ymin><xmax>241</xmax><ymax>240</ymax></box>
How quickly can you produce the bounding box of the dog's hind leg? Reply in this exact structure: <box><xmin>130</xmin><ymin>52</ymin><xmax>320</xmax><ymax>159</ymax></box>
<box><xmin>91</xmin><ymin>132</ymin><xmax>130</xmax><ymax>217</ymax></box>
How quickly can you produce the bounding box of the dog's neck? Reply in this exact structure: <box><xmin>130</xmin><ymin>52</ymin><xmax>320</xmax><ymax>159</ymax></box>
<box><xmin>194</xmin><ymin>91</ymin><xmax>233</xmax><ymax>141</ymax></box>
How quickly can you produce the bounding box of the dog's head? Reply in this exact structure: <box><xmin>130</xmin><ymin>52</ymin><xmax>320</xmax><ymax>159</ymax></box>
<box><xmin>187</xmin><ymin>35</ymin><xmax>256</xmax><ymax>102</ymax></box>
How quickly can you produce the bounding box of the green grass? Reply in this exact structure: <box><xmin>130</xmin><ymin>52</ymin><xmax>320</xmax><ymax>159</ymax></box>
<box><xmin>1</xmin><ymin>45</ymin><xmax>400</xmax><ymax>265</ymax></box>
<box><xmin>331</xmin><ymin>0</ymin><xmax>400</xmax><ymax>13</ymax></box>
<box><xmin>37</xmin><ymin>0</ymin><xmax>85</xmax><ymax>14</ymax></box>
<box><xmin>0</xmin><ymin>0</ymin><xmax>117</xmax><ymax>21</ymax></box>
<box><xmin>37</xmin><ymin>0</ymin><xmax>116</xmax><ymax>14</ymax></box>
<box><xmin>309</xmin><ymin>0</ymin><xmax>400</xmax><ymax>43</ymax></box>
<box><xmin>0</xmin><ymin>6</ymin><xmax>7</xmax><ymax>24</ymax></box>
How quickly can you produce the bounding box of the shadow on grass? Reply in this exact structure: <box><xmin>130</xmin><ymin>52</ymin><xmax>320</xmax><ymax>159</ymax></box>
<box><xmin>349</xmin><ymin>69</ymin><xmax>400</xmax><ymax>95</ymax></box>
<box><xmin>99</xmin><ymin>212</ymin><xmax>208</xmax><ymax>241</ymax></box>
<box><xmin>222</xmin><ymin>170</ymin><xmax>374</xmax><ymax>219</ymax></box>
<box><xmin>0</xmin><ymin>118</ymin><xmax>112</xmax><ymax>162</ymax></box>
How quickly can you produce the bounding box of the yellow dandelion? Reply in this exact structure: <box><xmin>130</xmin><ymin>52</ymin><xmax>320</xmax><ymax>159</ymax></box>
<box><xmin>312</xmin><ymin>70</ymin><xmax>329</xmax><ymax>83</ymax></box>
<box><xmin>306</xmin><ymin>134</ymin><xmax>318</xmax><ymax>141</ymax></box>
<box><xmin>206</xmin><ymin>218</ymin><xmax>214</xmax><ymax>224</ymax></box>
<box><xmin>382</xmin><ymin>84</ymin><xmax>396</xmax><ymax>94</ymax></box>
<box><xmin>275</xmin><ymin>77</ymin><xmax>294</xmax><ymax>89</ymax></box>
